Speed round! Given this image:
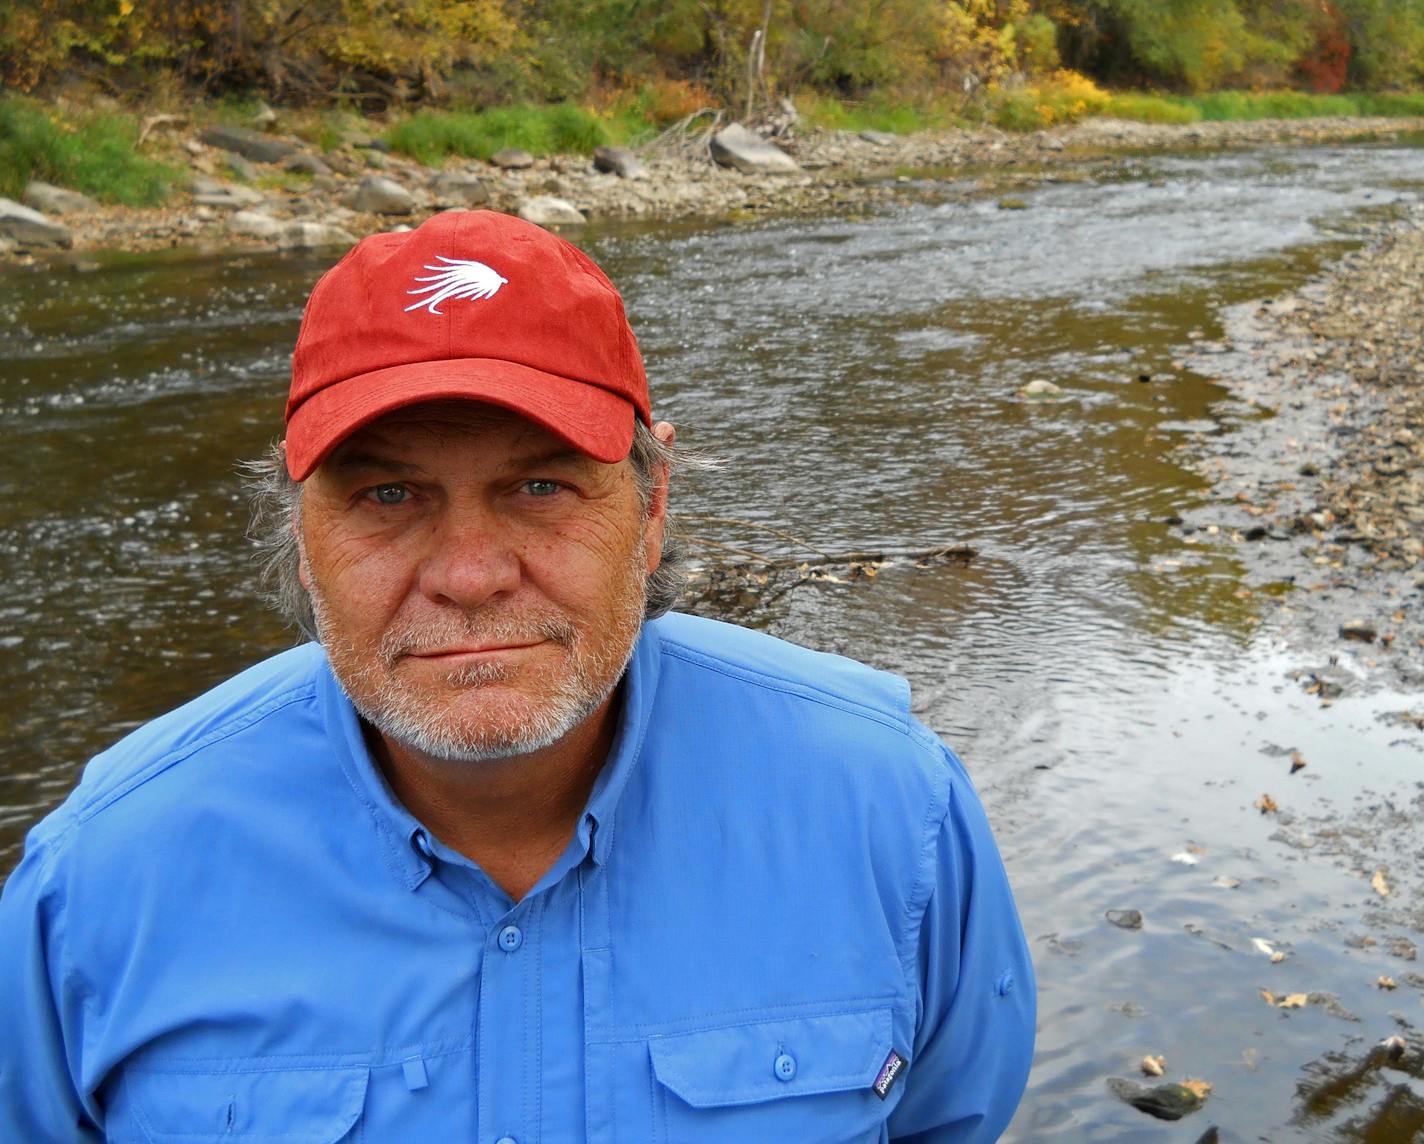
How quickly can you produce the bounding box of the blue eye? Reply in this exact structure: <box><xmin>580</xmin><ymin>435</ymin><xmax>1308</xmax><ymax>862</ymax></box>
<box><xmin>525</xmin><ymin>480</ymin><xmax>561</xmax><ymax>497</ymax></box>
<box><xmin>370</xmin><ymin>484</ymin><xmax>408</xmax><ymax>505</ymax></box>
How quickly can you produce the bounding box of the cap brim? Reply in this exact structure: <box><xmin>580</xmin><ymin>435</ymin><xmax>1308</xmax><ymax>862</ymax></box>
<box><xmin>284</xmin><ymin>358</ymin><xmax>637</xmax><ymax>480</ymax></box>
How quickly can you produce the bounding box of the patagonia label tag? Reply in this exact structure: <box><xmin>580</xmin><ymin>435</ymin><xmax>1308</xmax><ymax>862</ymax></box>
<box><xmin>871</xmin><ymin>1049</ymin><xmax>906</xmax><ymax>1100</ymax></box>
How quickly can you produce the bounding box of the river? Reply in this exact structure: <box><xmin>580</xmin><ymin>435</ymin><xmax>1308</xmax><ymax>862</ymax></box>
<box><xmin>4</xmin><ymin>140</ymin><xmax>1424</xmax><ymax>1140</ymax></box>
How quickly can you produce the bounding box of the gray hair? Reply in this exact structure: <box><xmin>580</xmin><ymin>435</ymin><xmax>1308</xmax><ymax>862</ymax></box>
<box><xmin>244</xmin><ymin>419</ymin><xmax>699</xmax><ymax>642</ymax></box>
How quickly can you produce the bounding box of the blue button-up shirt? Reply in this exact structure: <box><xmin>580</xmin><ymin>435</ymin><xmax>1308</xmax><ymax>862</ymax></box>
<box><xmin>1</xmin><ymin>613</ymin><xmax>1034</xmax><ymax>1142</ymax></box>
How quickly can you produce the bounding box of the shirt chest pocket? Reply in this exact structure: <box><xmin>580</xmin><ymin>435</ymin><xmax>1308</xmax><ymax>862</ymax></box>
<box><xmin>648</xmin><ymin>1007</ymin><xmax>895</xmax><ymax>1144</ymax></box>
<box><xmin>121</xmin><ymin>1065</ymin><xmax>368</xmax><ymax>1144</ymax></box>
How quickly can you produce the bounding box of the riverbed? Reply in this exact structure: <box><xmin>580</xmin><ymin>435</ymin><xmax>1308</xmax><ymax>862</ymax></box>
<box><xmin>3</xmin><ymin>140</ymin><xmax>1423</xmax><ymax>1139</ymax></box>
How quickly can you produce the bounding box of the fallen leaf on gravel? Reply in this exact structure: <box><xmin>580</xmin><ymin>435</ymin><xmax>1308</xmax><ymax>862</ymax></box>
<box><xmin>1278</xmin><ymin>993</ymin><xmax>1309</xmax><ymax>1009</ymax></box>
<box><xmin>1289</xmin><ymin>752</ymin><xmax>1307</xmax><ymax>774</ymax></box>
<box><xmin>1255</xmin><ymin>793</ymin><xmax>1278</xmax><ymax>814</ymax></box>
<box><xmin>1141</xmin><ymin>1054</ymin><xmax>1166</xmax><ymax>1077</ymax></box>
<box><xmin>1212</xmin><ymin>876</ymin><xmax>1242</xmax><ymax>889</ymax></box>
<box><xmin>1181</xmin><ymin>1079</ymin><xmax>1212</xmax><ymax>1100</ymax></box>
<box><xmin>1377</xmin><ymin>975</ymin><xmax>1396</xmax><ymax>990</ymax></box>
<box><xmin>1371</xmin><ymin>869</ymin><xmax>1390</xmax><ymax>897</ymax></box>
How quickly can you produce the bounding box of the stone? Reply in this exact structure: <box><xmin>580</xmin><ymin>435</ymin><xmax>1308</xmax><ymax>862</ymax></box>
<box><xmin>224</xmin><ymin>153</ymin><xmax>259</xmax><ymax>182</ymax></box>
<box><xmin>199</xmin><ymin>125</ymin><xmax>299</xmax><ymax>165</ymax></box>
<box><xmin>858</xmin><ymin>129</ymin><xmax>898</xmax><ymax>147</ymax></box>
<box><xmin>344</xmin><ymin>175</ymin><xmax>415</xmax><ymax>215</ymax></box>
<box><xmin>1340</xmin><ymin>619</ymin><xmax>1378</xmax><ymax>643</ymax></box>
<box><xmin>1105</xmin><ymin>909</ymin><xmax>1143</xmax><ymax>930</ymax></box>
<box><xmin>228</xmin><ymin>210</ymin><xmax>282</xmax><ymax>239</ymax></box>
<box><xmin>0</xmin><ymin>197</ymin><xmax>74</xmax><ymax>246</ymax></box>
<box><xmin>1106</xmin><ymin>1079</ymin><xmax>1206</xmax><ymax>1121</ymax></box>
<box><xmin>516</xmin><ymin>196</ymin><xmax>586</xmax><ymax>226</ymax></box>
<box><xmin>1018</xmin><ymin>379</ymin><xmax>1062</xmax><ymax>399</ymax></box>
<box><xmin>285</xmin><ymin>152</ymin><xmax>333</xmax><ymax>177</ymax></box>
<box><xmin>1036</xmin><ymin>131</ymin><xmax>1066</xmax><ymax>152</ymax></box>
<box><xmin>430</xmin><ymin>172</ymin><xmax>491</xmax><ymax>208</ymax></box>
<box><xmin>490</xmin><ymin>148</ymin><xmax>536</xmax><ymax>170</ymax></box>
<box><xmin>592</xmin><ymin>146</ymin><xmax>648</xmax><ymax>180</ymax></box>
<box><xmin>22</xmin><ymin>181</ymin><xmax>97</xmax><ymax>215</ymax></box>
<box><xmin>278</xmin><ymin>221</ymin><xmax>358</xmax><ymax>250</ymax></box>
<box><xmin>189</xmin><ymin>176</ymin><xmax>264</xmax><ymax>209</ymax></box>
<box><xmin>709</xmin><ymin>124</ymin><xmax>799</xmax><ymax>174</ymax></box>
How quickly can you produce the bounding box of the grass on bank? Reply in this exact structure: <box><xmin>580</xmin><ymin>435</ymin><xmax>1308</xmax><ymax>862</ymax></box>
<box><xmin>0</xmin><ymin>96</ymin><xmax>180</xmax><ymax>205</ymax></box>
<box><xmin>385</xmin><ymin>102</ymin><xmax>642</xmax><ymax>165</ymax></box>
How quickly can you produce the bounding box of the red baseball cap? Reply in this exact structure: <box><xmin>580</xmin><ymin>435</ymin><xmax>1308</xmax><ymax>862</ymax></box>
<box><xmin>284</xmin><ymin>210</ymin><xmax>651</xmax><ymax>480</ymax></box>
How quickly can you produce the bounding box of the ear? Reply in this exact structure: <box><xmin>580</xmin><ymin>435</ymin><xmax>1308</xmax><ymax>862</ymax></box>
<box><xmin>643</xmin><ymin>421</ymin><xmax>676</xmax><ymax>574</ymax></box>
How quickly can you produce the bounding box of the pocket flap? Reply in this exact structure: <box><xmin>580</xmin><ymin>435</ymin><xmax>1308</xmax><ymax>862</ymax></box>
<box><xmin>649</xmin><ymin>1007</ymin><xmax>893</xmax><ymax>1108</ymax></box>
<box><xmin>128</xmin><ymin>1064</ymin><xmax>368</xmax><ymax>1143</ymax></box>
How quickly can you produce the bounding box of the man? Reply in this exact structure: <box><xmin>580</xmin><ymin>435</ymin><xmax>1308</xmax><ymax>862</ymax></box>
<box><xmin>1</xmin><ymin>210</ymin><xmax>1034</xmax><ymax>1141</ymax></box>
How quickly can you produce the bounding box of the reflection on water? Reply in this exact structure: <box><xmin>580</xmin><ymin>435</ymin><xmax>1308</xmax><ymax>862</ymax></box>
<box><xmin>3</xmin><ymin>142</ymin><xmax>1424</xmax><ymax>1140</ymax></box>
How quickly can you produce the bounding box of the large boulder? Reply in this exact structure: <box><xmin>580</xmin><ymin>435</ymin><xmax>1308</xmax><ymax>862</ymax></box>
<box><xmin>516</xmin><ymin>196</ymin><xmax>585</xmax><ymax>226</ymax></box>
<box><xmin>490</xmin><ymin>148</ymin><xmax>535</xmax><ymax>170</ymax></box>
<box><xmin>709</xmin><ymin>124</ymin><xmax>799</xmax><ymax>174</ymax></box>
<box><xmin>0</xmin><ymin>197</ymin><xmax>73</xmax><ymax>247</ymax></box>
<box><xmin>198</xmin><ymin>125</ymin><xmax>299</xmax><ymax>165</ymax></box>
<box><xmin>593</xmin><ymin>146</ymin><xmax>648</xmax><ymax>180</ymax></box>
<box><xmin>430</xmin><ymin>172</ymin><xmax>491</xmax><ymax>208</ymax></box>
<box><xmin>344</xmin><ymin>175</ymin><xmax>415</xmax><ymax>215</ymax></box>
<box><xmin>22</xmin><ymin>181</ymin><xmax>98</xmax><ymax>215</ymax></box>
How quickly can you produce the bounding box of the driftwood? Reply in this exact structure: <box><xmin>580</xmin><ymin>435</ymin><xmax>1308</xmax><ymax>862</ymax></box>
<box><xmin>138</xmin><ymin>114</ymin><xmax>188</xmax><ymax>145</ymax></box>
<box><xmin>681</xmin><ymin>528</ymin><xmax>974</xmax><ymax>619</ymax></box>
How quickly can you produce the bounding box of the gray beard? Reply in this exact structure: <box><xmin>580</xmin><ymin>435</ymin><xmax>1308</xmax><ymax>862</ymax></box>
<box><xmin>309</xmin><ymin>566</ymin><xmax>646</xmax><ymax>765</ymax></box>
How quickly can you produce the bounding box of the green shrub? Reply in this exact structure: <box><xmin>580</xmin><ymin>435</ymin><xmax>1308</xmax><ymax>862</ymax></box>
<box><xmin>0</xmin><ymin>96</ymin><xmax>179</xmax><ymax>206</ymax></box>
<box><xmin>385</xmin><ymin>103</ymin><xmax>618</xmax><ymax>164</ymax></box>
<box><xmin>794</xmin><ymin>95</ymin><xmax>946</xmax><ymax>134</ymax></box>
<box><xmin>1357</xmin><ymin>92</ymin><xmax>1424</xmax><ymax>116</ymax></box>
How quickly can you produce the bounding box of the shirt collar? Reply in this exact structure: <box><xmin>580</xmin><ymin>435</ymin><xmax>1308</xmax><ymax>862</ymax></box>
<box><xmin>319</xmin><ymin>620</ymin><xmax>663</xmax><ymax>892</ymax></box>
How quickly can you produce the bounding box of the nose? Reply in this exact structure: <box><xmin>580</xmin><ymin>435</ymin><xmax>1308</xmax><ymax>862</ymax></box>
<box><xmin>416</xmin><ymin>500</ymin><xmax>522</xmax><ymax>610</ymax></box>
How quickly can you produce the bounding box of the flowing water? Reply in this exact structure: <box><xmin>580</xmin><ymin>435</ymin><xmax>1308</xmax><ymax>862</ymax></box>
<box><xmin>4</xmin><ymin>142</ymin><xmax>1424</xmax><ymax>1140</ymax></box>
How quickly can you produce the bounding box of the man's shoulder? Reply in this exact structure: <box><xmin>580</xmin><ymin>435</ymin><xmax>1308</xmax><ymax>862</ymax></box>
<box><xmin>27</xmin><ymin>644</ymin><xmax>328</xmax><ymax>854</ymax></box>
<box><xmin>652</xmin><ymin>612</ymin><xmax>917</xmax><ymax>740</ymax></box>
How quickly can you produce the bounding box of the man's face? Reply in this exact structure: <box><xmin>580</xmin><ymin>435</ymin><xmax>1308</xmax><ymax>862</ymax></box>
<box><xmin>297</xmin><ymin>401</ymin><xmax>666</xmax><ymax>763</ymax></box>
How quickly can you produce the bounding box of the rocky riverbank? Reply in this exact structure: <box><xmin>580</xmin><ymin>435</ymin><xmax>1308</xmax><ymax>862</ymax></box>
<box><xmin>1176</xmin><ymin>203</ymin><xmax>1424</xmax><ymax>696</ymax></box>
<box><xmin>2</xmin><ymin>113</ymin><xmax>1423</xmax><ymax>261</ymax></box>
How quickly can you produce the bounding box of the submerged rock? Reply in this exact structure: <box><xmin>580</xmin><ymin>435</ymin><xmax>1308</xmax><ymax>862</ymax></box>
<box><xmin>1107</xmin><ymin>1078</ymin><xmax>1207</xmax><ymax>1121</ymax></box>
<box><xmin>1105</xmin><ymin>908</ymin><xmax>1143</xmax><ymax>930</ymax></box>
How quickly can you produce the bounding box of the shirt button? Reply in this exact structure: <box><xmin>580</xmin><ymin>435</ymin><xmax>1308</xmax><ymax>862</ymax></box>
<box><xmin>774</xmin><ymin>1052</ymin><xmax>797</xmax><ymax>1081</ymax></box>
<box><xmin>495</xmin><ymin>1137</ymin><xmax>518</xmax><ymax>1144</ymax></box>
<box><xmin>497</xmin><ymin>924</ymin><xmax>523</xmax><ymax>952</ymax></box>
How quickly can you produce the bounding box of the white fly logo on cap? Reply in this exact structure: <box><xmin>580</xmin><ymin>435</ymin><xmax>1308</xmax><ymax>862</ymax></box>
<box><xmin>404</xmin><ymin>256</ymin><xmax>508</xmax><ymax>316</ymax></box>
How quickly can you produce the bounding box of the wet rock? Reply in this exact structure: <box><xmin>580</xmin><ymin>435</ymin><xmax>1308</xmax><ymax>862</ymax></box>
<box><xmin>516</xmin><ymin>195</ymin><xmax>585</xmax><ymax>226</ymax></box>
<box><xmin>1018</xmin><ymin>379</ymin><xmax>1063</xmax><ymax>399</ymax></box>
<box><xmin>430</xmin><ymin>172</ymin><xmax>490</xmax><ymax>208</ymax></box>
<box><xmin>1106</xmin><ymin>908</ymin><xmax>1143</xmax><ymax>930</ymax></box>
<box><xmin>490</xmin><ymin>148</ymin><xmax>535</xmax><ymax>170</ymax></box>
<box><xmin>1340</xmin><ymin>619</ymin><xmax>1378</xmax><ymax>643</ymax></box>
<box><xmin>344</xmin><ymin>175</ymin><xmax>415</xmax><ymax>214</ymax></box>
<box><xmin>710</xmin><ymin>124</ymin><xmax>799</xmax><ymax>174</ymax></box>
<box><xmin>593</xmin><ymin>146</ymin><xmax>647</xmax><ymax>180</ymax></box>
<box><xmin>22</xmin><ymin>182</ymin><xmax>97</xmax><ymax>215</ymax></box>
<box><xmin>1035</xmin><ymin>131</ymin><xmax>1066</xmax><ymax>152</ymax></box>
<box><xmin>0</xmin><ymin>197</ymin><xmax>73</xmax><ymax>246</ymax></box>
<box><xmin>285</xmin><ymin>152</ymin><xmax>333</xmax><ymax>177</ymax></box>
<box><xmin>199</xmin><ymin>125</ymin><xmax>298</xmax><ymax>165</ymax></box>
<box><xmin>1107</xmin><ymin>1078</ymin><xmax>1207</xmax><ymax>1121</ymax></box>
<box><xmin>278</xmin><ymin>221</ymin><xmax>358</xmax><ymax>250</ymax></box>
<box><xmin>859</xmin><ymin>129</ymin><xmax>898</xmax><ymax>147</ymax></box>
<box><xmin>228</xmin><ymin>209</ymin><xmax>282</xmax><ymax>239</ymax></box>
